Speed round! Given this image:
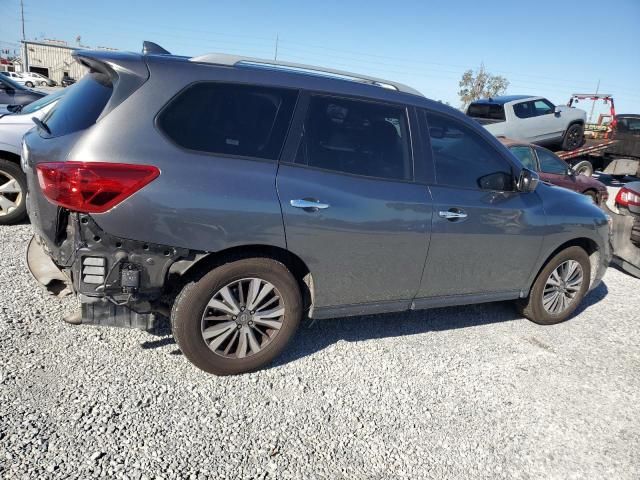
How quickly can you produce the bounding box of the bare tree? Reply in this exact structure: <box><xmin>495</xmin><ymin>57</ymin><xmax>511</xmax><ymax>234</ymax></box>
<box><xmin>458</xmin><ymin>63</ymin><xmax>509</xmax><ymax>109</ymax></box>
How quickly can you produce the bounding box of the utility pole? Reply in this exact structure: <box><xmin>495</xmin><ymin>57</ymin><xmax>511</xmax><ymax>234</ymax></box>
<box><xmin>274</xmin><ymin>34</ymin><xmax>279</xmax><ymax>61</ymax></box>
<box><xmin>21</xmin><ymin>0</ymin><xmax>29</xmax><ymax>72</ymax></box>
<box><xmin>589</xmin><ymin>79</ymin><xmax>600</xmax><ymax>123</ymax></box>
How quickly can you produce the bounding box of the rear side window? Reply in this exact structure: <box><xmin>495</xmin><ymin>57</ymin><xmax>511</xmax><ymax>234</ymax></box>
<box><xmin>294</xmin><ymin>95</ymin><xmax>412</xmax><ymax>181</ymax></box>
<box><xmin>467</xmin><ymin>103</ymin><xmax>506</xmax><ymax>121</ymax></box>
<box><xmin>425</xmin><ymin>110</ymin><xmax>514</xmax><ymax>191</ymax></box>
<box><xmin>43</xmin><ymin>72</ymin><xmax>113</xmax><ymax>137</ymax></box>
<box><xmin>158</xmin><ymin>83</ymin><xmax>297</xmax><ymax>160</ymax></box>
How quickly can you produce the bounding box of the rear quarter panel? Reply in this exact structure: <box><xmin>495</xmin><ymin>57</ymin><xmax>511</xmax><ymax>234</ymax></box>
<box><xmin>65</xmin><ymin>60</ymin><xmax>287</xmax><ymax>253</ymax></box>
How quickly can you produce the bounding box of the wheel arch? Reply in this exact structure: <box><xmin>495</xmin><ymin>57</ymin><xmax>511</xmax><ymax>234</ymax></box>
<box><xmin>527</xmin><ymin>237</ymin><xmax>601</xmax><ymax>294</ymax></box>
<box><xmin>168</xmin><ymin>244</ymin><xmax>315</xmax><ymax>314</ymax></box>
<box><xmin>0</xmin><ymin>150</ymin><xmax>21</xmax><ymax>164</ymax></box>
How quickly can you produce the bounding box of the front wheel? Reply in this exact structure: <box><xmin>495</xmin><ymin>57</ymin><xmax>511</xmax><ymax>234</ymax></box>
<box><xmin>25</xmin><ymin>81</ymin><xmax>34</xmax><ymax>88</ymax></box>
<box><xmin>171</xmin><ymin>257</ymin><xmax>302</xmax><ymax>375</ymax></box>
<box><xmin>0</xmin><ymin>159</ymin><xmax>28</xmax><ymax>225</ymax></box>
<box><xmin>562</xmin><ymin>124</ymin><xmax>585</xmax><ymax>151</ymax></box>
<box><xmin>40</xmin><ymin>81</ymin><xmax>48</xmax><ymax>86</ymax></box>
<box><xmin>517</xmin><ymin>246</ymin><xmax>591</xmax><ymax>325</ymax></box>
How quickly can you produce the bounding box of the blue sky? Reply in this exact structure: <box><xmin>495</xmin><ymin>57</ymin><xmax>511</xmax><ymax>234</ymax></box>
<box><xmin>1</xmin><ymin>0</ymin><xmax>639</xmax><ymax>114</ymax></box>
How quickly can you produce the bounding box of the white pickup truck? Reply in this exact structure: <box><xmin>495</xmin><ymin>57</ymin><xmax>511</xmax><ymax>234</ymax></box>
<box><xmin>466</xmin><ymin>95</ymin><xmax>587</xmax><ymax>151</ymax></box>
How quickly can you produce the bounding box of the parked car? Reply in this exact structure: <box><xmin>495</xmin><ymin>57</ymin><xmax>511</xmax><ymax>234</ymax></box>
<box><xmin>1</xmin><ymin>71</ymin><xmax>29</xmax><ymax>86</ymax></box>
<box><xmin>0</xmin><ymin>74</ymin><xmax>45</xmax><ymax>107</ymax></box>
<box><xmin>604</xmin><ymin>114</ymin><xmax>640</xmax><ymax>178</ymax></box>
<box><xmin>606</xmin><ymin>182</ymin><xmax>640</xmax><ymax>278</ymax></box>
<box><xmin>61</xmin><ymin>74</ymin><xmax>76</xmax><ymax>87</ymax></box>
<box><xmin>0</xmin><ymin>89</ymin><xmax>66</xmax><ymax>224</ymax></box>
<box><xmin>467</xmin><ymin>95</ymin><xmax>587</xmax><ymax>151</ymax></box>
<box><xmin>499</xmin><ymin>138</ymin><xmax>609</xmax><ymax>205</ymax></box>
<box><xmin>24</xmin><ymin>44</ymin><xmax>611</xmax><ymax>375</ymax></box>
<box><xmin>19</xmin><ymin>71</ymin><xmax>57</xmax><ymax>87</ymax></box>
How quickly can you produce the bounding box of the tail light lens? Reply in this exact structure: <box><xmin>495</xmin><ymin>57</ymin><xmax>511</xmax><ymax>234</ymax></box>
<box><xmin>615</xmin><ymin>186</ymin><xmax>640</xmax><ymax>207</ymax></box>
<box><xmin>36</xmin><ymin>162</ymin><xmax>160</xmax><ymax>213</ymax></box>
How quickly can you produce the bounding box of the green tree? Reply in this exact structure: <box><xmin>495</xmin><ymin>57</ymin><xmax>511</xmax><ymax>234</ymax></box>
<box><xmin>458</xmin><ymin>63</ymin><xmax>509</xmax><ymax>109</ymax></box>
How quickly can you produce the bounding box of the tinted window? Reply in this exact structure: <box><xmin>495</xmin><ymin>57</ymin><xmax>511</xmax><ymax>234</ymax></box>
<box><xmin>159</xmin><ymin>83</ymin><xmax>297</xmax><ymax>160</ymax></box>
<box><xmin>426</xmin><ymin>111</ymin><xmax>514</xmax><ymax>191</ymax></box>
<box><xmin>43</xmin><ymin>72</ymin><xmax>113</xmax><ymax>137</ymax></box>
<box><xmin>514</xmin><ymin>99</ymin><xmax>554</xmax><ymax>119</ymax></box>
<box><xmin>467</xmin><ymin>103</ymin><xmax>506</xmax><ymax>121</ymax></box>
<box><xmin>295</xmin><ymin>96</ymin><xmax>412</xmax><ymax>180</ymax></box>
<box><xmin>20</xmin><ymin>89</ymin><xmax>65</xmax><ymax>115</ymax></box>
<box><xmin>618</xmin><ymin>117</ymin><xmax>640</xmax><ymax>132</ymax></box>
<box><xmin>509</xmin><ymin>146</ymin><xmax>537</xmax><ymax>170</ymax></box>
<box><xmin>536</xmin><ymin>147</ymin><xmax>567</xmax><ymax>174</ymax></box>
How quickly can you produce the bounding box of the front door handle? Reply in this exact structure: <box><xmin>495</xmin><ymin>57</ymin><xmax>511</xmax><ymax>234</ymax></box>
<box><xmin>439</xmin><ymin>209</ymin><xmax>468</xmax><ymax>220</ymax></box>
<box><xmin>290</xmin><ymin>198</ymin><xmax>330</xmax><ymax>211</ymax></box>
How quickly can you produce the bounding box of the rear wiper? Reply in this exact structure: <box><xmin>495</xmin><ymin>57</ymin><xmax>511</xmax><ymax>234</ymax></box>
<box><xmin>32</xmin><ymin>117</ymin><xmax>51</xmax><ymax>135</ymax></box>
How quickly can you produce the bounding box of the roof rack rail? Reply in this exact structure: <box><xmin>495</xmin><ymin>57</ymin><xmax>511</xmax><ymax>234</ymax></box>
<box><xmin>189</xmin><ymin>52</ymin><xmax>423</xmax><ymax>97</ymax></box>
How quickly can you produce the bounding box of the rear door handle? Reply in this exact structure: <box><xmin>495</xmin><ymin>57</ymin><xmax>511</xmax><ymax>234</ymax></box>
<box><xmin>290</xmin><ymin>199</ymin><xmax>330</xmax><ymax>211</ymax></box>
<box><xmin>439</xmin><ymin>209</ymin><xmax>468</xmax><ymax>220</ymax></box>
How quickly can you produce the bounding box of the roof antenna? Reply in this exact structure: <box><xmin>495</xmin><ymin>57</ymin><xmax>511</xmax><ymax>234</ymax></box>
<box><xmin>142</xmin><ymin>41</ymin><xmax>171</xmax><ymax>55</ymax></box>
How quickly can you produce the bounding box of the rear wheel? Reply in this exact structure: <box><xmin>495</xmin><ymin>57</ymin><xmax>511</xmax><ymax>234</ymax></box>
<box><xmin>583</xmin><ymin>190</ymin><xmax>598</xmax><ymax>204</ymax></box>
<box><xmin>517</xmin><ymin>246</ymin><xmax>590</xmax><ymax>325</ymax></box>
<box><xmin>171</xmin><ymin>257</ymin><xmax>302</xmax><ymax>375</ymax></box>
<box><xmin>0</xmin><ymin>159</ymin><xmax>27</xmax><ymax>225</ymax></box>
<box><xmin>562</xmin><ymin>123</ymin><xmax>584</xmax><ymax>151</ymax></box>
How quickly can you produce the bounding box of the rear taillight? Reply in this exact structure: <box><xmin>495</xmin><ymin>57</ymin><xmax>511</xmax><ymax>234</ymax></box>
<box><xmin>615</xmin><ymin>186</ymin><xmax>640</xmax><ymax>208</ymax></box>
<box><xmin>36</xmin><ymin>162</ymin><xmax>160</xmax><ymax>213</ymax></box>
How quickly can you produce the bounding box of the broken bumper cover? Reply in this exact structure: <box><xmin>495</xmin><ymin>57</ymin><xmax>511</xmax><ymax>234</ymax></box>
<box><xmin>603</xmin><ymin>204</ymin><xmax>640</xmax><ymax>278</ymax></box>
<box><xmin>26</xmin><ymin>213</ymin><xmax>192</xmax><ymax>330</ymax></box>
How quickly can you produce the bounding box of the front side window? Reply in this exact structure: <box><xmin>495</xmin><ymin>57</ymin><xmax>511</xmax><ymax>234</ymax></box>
<box><xmin>295</xmin><ymin>95</ymin><xmax>412</xmax><ymax>180</ymax></box>
<box><xmin>509</xmin><ymin>146</ymin><xmax>537</xmax><ymax>170</ymax></box>
<box><xmin>513</xmin><ymin>101</ymin><xmax>535</xmax><ymax>119</ymax></box>
<box><xmin>425</xmin><ymin>111</ymin><xmax>514</xmax><ymax>191</ymax></box>
<box><xmin>536</xmin><ymin>147</ymin><xmax>567</xmax><ymax>174</ymax></box>
<box><xmin>533</xmin><ymin>99</ymin><xmax>554</xmax><ymax>116</ymax></box>
<box><xmin>158</xmin><ymin>83</ymin><xmax>298</xmax><ymax>160</ymax></box>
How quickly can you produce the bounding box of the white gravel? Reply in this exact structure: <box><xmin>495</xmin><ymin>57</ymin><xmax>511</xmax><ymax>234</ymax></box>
<box><xmin>1</xmin><ymin>223</ymin><xmax>639</xmax><ymax>479</ymax></box>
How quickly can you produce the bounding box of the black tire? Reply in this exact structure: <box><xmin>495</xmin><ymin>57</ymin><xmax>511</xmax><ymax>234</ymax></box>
<box><xmin>572</xmin><ymin>160</ymin><xmax>593</xmax><ymax>177</ymax></box>
<box><xmin>171</xmin><ymin>257</ymin><xmax>302</xmax><ymax>375</ymax></box>
<box><xmin>561</xmin><ymin>123</ymin><xmax>585</xmax><ymax>151</ymax></box>
<box><xmin>517</xmin><ymin>246</ymin><xmax>591</xmax><ymax>325</ymax></box>
<box><xmin>40</xmin><ymin>81</ymin><xmax>48</xmax><ymax>86</ymax></box>
<box><xmin>0</xmin><ymin>159</ymin><xmax>28</xmax><ymax>225</ymax></box>
<box><xmin>583</xmin><ymin>190</ymin><xmax>598</xmax><ymax>204</ymax></box>
<box><xmin>25</xmin><ymin>81</ymin><xmax>34</xmax><ymax>88</ymax></box>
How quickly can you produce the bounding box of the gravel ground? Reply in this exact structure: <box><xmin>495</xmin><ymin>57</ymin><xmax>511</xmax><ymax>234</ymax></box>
<box><xmin>1</xmin><ymin>223</ymin><xmax>639</xmax><ymax>480</ymax></box>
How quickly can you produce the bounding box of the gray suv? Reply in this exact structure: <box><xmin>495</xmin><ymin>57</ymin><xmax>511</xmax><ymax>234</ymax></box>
<box><xmin>24</xmin><ymin>44</ymin><xmax>611</xmax><ymax>375</ymax></box>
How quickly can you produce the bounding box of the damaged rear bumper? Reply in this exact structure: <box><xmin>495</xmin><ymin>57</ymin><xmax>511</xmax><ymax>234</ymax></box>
<box><xmin>26</xmin><ymin>212</ymin><xmax>192</xmax><ymax>330</ymax></box>
<box><xmin>603</xmin><ymin>204</ymin><xmax>640</xmax><ymax>278</ymax></box>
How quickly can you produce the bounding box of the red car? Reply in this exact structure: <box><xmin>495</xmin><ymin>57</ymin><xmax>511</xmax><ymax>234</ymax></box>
<box><xmin>499</xmin><ymin>138</ymin><xmax>609</xmax><ymax>204</ymax></box>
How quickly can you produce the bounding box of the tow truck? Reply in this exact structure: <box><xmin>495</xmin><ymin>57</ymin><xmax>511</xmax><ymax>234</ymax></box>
<box><xmin>558</xmin><ymin>94</ymin><xmax>639</xmax><ymax>179</ymax></box>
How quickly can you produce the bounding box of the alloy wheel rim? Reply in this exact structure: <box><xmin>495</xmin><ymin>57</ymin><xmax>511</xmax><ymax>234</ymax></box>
<box><xmin>0</xmin><ymin>171</ymin><xmax>23</xmax><ymax>217</ymax></box>
<box><xmin>542</xmin><ymin>260</ymin><xmax>584</xmax><ymax>315</ymax></box>
<box><xmin>201</xmin><ymin>277</ymin><xmax>285</xmax><ymax>359</ymax></box>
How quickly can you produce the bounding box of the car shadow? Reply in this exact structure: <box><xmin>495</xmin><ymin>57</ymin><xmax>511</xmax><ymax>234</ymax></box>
<box><xmin>140</xmin><ymin>282</ymin><xmax>609</xmax><ymax>367</ymax></box>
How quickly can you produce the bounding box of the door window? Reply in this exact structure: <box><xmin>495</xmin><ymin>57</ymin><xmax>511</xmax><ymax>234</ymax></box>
<box><xmin>425</xmin><ymin>111</ymin><xmax>514</xmax><ymax>191</ymax></box>
<box><xmin>157</xmin><ymin>83</ymin><xmax>297</xmax><ymax>160</ymax></box>
<box><xmin>295</xmin><ymin>95</ymin><xmax>412</xmax><ymax>181</ymax></box>
<box><xmin>533</xmin><ymin>99</ymin><xmax>554</xmax><ymax>116</ymax></box>
<box><xmin>509</xmin><ymin>146</ymin><xmax>537</xmax><ymax>170</ymax></box>
<box><xmin>513</xmin><ymin>99</ymin><xmax>555</xmax><ymax>119</ymax></box>
<box><xmin>535</xmin><ymin>147</ymin><xmax>567</xmax><ymax>174</ymax></box>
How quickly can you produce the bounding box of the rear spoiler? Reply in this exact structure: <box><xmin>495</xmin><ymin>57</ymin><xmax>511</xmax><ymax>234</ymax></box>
<box><xmin>72</xmin><ymin>49</ymin><xmax>150</xmax><ymax>119</ymax></box>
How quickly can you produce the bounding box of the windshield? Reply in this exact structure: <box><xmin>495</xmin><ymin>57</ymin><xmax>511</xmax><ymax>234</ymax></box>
<box><xmin>19</xmin><ymin>89</ymin><xmax>66</xmax><ymax>114</ymax></box>
<box><xmin>0</xmin><ymin>74</ymin><xmax>27</xmax><ymax>91</ymax></box>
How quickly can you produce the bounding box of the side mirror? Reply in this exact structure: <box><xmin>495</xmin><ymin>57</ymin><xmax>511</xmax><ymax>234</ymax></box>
<box><xmin>517</xmin><ymin>168</ymin><xmax>540</xmax><ymax>193</ymax></box>
<box><xmin>554</xmin><ymin>106</ymin><xmax>562</xmax><ymax>115</ymax></box>
<box><xmin>567</xmin><ymin>166</ymin><xmax>575</xmax><ymax>176</ymax></box>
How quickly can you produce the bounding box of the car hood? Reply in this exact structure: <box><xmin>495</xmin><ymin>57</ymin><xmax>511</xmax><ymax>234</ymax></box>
<box><xmin>573</xmin><ymin>174</ymin><xmax>608</xmax><ymax>191</ymax></box>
